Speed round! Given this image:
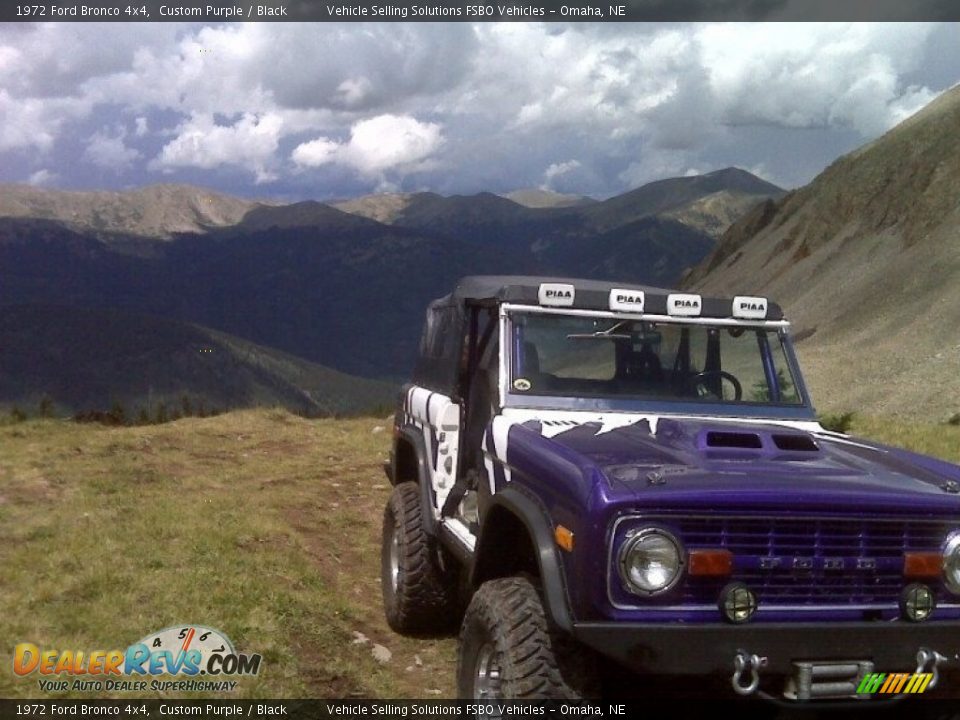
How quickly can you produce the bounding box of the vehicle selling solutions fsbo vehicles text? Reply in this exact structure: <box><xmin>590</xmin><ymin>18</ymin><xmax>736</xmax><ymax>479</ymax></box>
<box><xmin>325</xmin><ymin>4</ymin><xmax>553</xmax><ymax>16</ymax></box>
<box><xmin>326</xmin><ymin>4</ymin><xmax>464</xmax><ymax>16</ymax></box>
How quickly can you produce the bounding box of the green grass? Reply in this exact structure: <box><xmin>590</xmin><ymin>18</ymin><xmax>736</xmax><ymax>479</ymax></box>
<box><xmin>3</xmin><ymin>409</ymin><xmax>959</xmax><ymax>700</ymax></box>
<box><xmin>0</xmin><ymin>411</ymin><xmax>455</xmax><ymax>699</ymax></box>
<box><xmin>848</xmin><ymin>415</ymin><xmax>960</xmax><ymax>464</ymax></box>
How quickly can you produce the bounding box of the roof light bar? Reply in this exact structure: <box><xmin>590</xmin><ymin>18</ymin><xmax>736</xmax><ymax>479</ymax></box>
<box><xmin>666</xmin><ymin>293</ymin><xmax>702</xmax><ymax>317</ymax></box>
<box><xmin>538</xmin><ymin>283</ymin><xmax>575</xmax><ymax>307</ymax></box>
<box><xmin>609</xmin><ymin>288</ymin><xmax>645</xmax><ymax>312</ymax></box>
<box><xmin>732</xmin><ymin>296</ymin><xmax>769</xmax><ymax>320</ymax></box>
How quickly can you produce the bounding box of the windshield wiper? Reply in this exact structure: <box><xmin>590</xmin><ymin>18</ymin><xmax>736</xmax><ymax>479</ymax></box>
<box><xmin>567</xmin><ymin>321</ymin><xmax>632</xmax><ymax>340</ymax></box>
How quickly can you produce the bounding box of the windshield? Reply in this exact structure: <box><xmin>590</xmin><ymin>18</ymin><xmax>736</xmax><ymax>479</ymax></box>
<box><xmin>509</xmin><ymin>312</ymin><xmax>804</xmax><ymax>406</ymax></box>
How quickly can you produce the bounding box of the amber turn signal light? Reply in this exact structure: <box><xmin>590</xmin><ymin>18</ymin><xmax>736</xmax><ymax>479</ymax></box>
<box><xmin>904</xmin><ymin>552</ymin><xmax>942</xmax><ymax>578</ymax></box>
<box><xmin>688</xmin><ymin>549</ymin><xmax>733</xmax><ymax>576</ymax></box>
<box><xmin>554</xmin><ymin>525</ymin><xmax>575</xmax><ymax>552</ymax></box>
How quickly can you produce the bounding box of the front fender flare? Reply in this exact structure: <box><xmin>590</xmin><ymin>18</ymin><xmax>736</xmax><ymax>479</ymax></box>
<box><xmin>474</xmin><ymin>485</ymin><xmax>574</xmax><ymax>632</ymax></box>
<box><xmin>393</xmin><ymin>426</ymin><xmax>438</xmax><ymax>537</ymax></box>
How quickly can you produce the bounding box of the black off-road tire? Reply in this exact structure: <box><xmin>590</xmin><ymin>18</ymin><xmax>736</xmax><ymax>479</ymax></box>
<box><xmin>457</xmin><ymin>575</ymin><xmax>600</xmax><ymax>699</ymax></box>
<box><xmin>381</xmin><ymin>481</ymin><xmax>460</xmax><ymax>635</ymax></box>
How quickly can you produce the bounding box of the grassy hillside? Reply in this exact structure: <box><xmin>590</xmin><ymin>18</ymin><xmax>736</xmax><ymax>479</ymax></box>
<box><xmin>2</xmin><ymin>410</ymin><xmax>959</xmax><ymax>699</ymax></box>
<box><xmin>0</xmin><ymin>215</ymin><xmax>500</xmax><ymax>381</ymax></box>
<box><xmin>0</xmin><ymin>410</ymin><xmax>455</xmax><ymax>699</ymax></box>
<box><xmin>0</xmin><ymin>304</ymin><xmax>395</xmax><ymax>417</ymax></box>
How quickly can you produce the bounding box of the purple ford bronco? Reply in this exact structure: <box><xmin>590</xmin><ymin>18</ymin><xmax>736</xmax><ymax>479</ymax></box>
<box><xmin>380</xmin><ymin>276</ymin><xmax>960</xmax><ymax>701</ymax></box>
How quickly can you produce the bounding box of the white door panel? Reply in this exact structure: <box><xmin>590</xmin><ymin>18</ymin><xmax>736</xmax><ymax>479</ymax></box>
<box><xmin>406</xmin><ymin>387</ymin><xmax>460</xmax><ymax>519</ymax></box>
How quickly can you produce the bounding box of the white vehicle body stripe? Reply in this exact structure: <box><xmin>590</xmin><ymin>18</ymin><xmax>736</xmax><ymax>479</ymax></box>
<box><xmin>499</xmin><ymin>408</ymin><xmax>828</xmax><ymax>438</ymax></box>
<box><xmin>490</xmin><ymin>415</ymin><xmax>514</xmax><ymax>484</ymax></box>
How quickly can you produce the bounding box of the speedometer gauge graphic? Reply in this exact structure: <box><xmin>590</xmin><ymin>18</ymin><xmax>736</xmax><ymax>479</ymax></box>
<box><xmin>135</xmin><ymin>625</ymin><xmax>235</xmax><ymax>670</ymax></box>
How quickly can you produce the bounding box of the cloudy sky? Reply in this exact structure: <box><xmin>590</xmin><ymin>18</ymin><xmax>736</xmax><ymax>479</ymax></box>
<box><xmin>1</xmin><ymin>22</ymin><xmax>958</xmax><ymax>200</ymax></box>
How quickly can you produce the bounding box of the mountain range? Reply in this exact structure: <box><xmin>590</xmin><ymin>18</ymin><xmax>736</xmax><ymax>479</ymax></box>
<box><xmin>5</xmin><ymin>80</ymin><xmax>960</xmax><ymax>423</ymax></box>
<box><xmin>686</xmin><ymin>84</ymin><xmax>960</xmax><ymax>419</ymax></box>
<box><xmin>0</xmin><ymin>183</ymin><xmax>266</xmax><ymax>241</ymax></box>
<box><xmin>0</xmin><ymin>167</ymin><xmax>781</xmax><ymax>417</ymax></box>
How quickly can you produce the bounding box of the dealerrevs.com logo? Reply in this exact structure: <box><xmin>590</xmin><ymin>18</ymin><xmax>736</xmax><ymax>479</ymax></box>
<box><xmin>13</xmin><ymin>625</ymin><xmax>262</xmax><ymax>693</ymax></box>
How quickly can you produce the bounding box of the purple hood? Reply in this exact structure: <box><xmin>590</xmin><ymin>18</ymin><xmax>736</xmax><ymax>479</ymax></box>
<box><xmin>506</xmin><ymin>417</ymin><xmax>960</xmax><ymax>516</ymax></box>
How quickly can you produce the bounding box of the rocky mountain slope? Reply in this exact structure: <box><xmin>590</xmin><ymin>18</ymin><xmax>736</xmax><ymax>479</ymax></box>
<box><xmin>578</xmin><ymin>167</ymin><xmax>783</xmax><ymax>234</ymax></box>
<box><xmin>332</xmin><ymin>188</ymin><xmax>595</xmax><ymax>218</ymax></box>
<box><xmin>686</xmin><ymin>85</ymin><xmax>960</xmax><ymax>419</ymax></box>
<box><xmin>0</xmin><ymin>183</ymin><xmax>267</xmax><ymax>240</ymax></box>
<box><xmin>501</xmin><ymin>188</ymin><xmax>595</xmax><ymax>209</ymax></box>
<box><xmin>335</xmin><ymin>167</ymin><xmax>782</xmax><ymax>242</ymax></box>
<box><xmin>331</xmin><ymin>192</ymin><xmax>416</xmax><ymax>224</ymax></box>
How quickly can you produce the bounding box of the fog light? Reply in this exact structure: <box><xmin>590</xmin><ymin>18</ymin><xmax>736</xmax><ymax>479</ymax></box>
<box><xmin>720</xmin><ymin>582</ymin><xmax>757</xmax><ymax>624</ymax></box>
<box><xmin>901</xmin><ymin>583</ymin><xmax>935</xmax><ymax>622</ymax></box>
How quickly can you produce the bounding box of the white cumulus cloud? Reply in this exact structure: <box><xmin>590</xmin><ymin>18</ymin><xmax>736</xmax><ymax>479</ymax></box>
<box><xmin>0</xmin><ymin>89</ymin><xmax>77</xmax><ymax>153</ymax></box>
<box><xmin>152</xmin><ymin>112</ymin><xmax>284</xmax><ymax>183</ymax></box>
<box><xmin>27</xmin><ymin>169</ymin><xmax>58</xmax><ymax>186</ymax></box>
<box><xmin>292</xmin><ymin>114</ymin><xmax>444</xmax><ymax>178</ymax></box>
<box><xmin>696</xmin><ymin>23</ymin><xmax>939</xmax><ymax>136</ymax></box>
<box><xmin>541</xmin><ymin>160</ymin><xmax>581</xmax><ymax>190</ymax></box>
<box><xmin>0</xmin><ymin>21</ymin><xmax>957</xmax><ymax>195</ymax></box>
<box><xmin>83</xmin><ymin>128</ymin><xmax>141</xmax><ymax>171</ymax></box>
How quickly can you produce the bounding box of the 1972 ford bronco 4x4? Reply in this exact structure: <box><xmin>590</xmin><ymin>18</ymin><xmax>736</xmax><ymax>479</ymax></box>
<box><xmin>380</xmin><ymin>276</ymin><xmax>960</xmax><ymax>701</ymax></box>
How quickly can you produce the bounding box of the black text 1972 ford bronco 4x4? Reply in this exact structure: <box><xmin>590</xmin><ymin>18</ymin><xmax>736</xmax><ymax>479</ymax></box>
<box><xmin>380</xmin><ymin>276</ymin><xmax>960</xmax><ymax>702</ymax></box>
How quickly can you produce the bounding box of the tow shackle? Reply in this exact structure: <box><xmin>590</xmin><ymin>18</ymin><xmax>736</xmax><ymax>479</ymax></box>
<box><xmin>731</xmin><ymin>651</ymin><xmax>767</xmax><ymax>696</ymax></box>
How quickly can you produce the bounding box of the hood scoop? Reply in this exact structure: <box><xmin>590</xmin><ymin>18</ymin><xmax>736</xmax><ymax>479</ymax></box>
<box><xmin>699</xmin><ymin>429</ymin><xmax>820</xmax><ymax>460</ymax></box>
<box><xmin>771</xmin><ymin>433</ymin><xmax>819</xmax><ymax>452</ymax></box>
<box><xmin>705</xmin><ymin>431</ymin><xmax>762</xmax><ymax>449</ymax></box>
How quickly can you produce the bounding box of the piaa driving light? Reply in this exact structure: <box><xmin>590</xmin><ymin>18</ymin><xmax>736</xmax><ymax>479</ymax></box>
<box><xmin>943</xmin><ymin>533</ymin><xmax>960</xmax><ymax>594</ymax></box>
<box><xmin>618</xmin><ymin>528</ymin><xmax>684</xmax><ymax>595</ymax></box>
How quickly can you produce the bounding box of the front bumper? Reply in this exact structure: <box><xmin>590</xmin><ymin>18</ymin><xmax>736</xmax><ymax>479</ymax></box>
<box><xmin>573</xmin><ymin>620</ymin><xmax>960</xmax><ymax>675</ymax></box>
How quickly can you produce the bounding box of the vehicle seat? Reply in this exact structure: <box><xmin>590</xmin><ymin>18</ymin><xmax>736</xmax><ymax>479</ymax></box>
<box><xmin>520</xmin><ymin>341</ymin><xmax>556</xmax><ymax>391</ymax></box>
<box><xmin>522</xmin><ymin>342</ymin><xmax>540</xmax><ymax>375</ymax></box>
<box><xmin>620</xmin><ymin>345</ymin><xmax>664</xmax><ymax>392</ymax></box>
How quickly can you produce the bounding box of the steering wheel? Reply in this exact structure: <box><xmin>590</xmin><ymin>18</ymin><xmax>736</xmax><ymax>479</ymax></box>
<box><xmin>687</xmin><ymin>370</ymin><xmax>743</xmax><ymax>401</ymax></box>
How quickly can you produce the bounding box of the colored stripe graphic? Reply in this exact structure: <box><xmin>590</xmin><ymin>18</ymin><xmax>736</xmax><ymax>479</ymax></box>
<box><xmin>857</xmin><ymin>673</ymin><xmax>886</xmax><ymax>694</ymax></box>
<box><xmin>857</xmin><ymin>672</ymin><xmax>932</xmax><ymax>695</ymax></box>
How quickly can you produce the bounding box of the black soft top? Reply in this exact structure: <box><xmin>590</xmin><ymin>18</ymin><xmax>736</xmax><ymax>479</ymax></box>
<box><xmin>431</xmin><ymin>275</ymin><xmax>784</xmax><ymax>320</ymax></box>
<box><xmin>412</xmin><ymin>276</ymin><xmax>785</xmax><ymax>394</ymax></box>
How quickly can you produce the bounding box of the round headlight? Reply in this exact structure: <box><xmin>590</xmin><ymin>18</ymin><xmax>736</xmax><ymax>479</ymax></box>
<box><xmin>943</xmin><ymin>534</ymin><xmax>960</xmax><ymax>594</ymax></box>
<box><xmin>618</xmin><ymin>528</ymin><xmax>684</xmax><ymax>595</ymax></box>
